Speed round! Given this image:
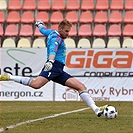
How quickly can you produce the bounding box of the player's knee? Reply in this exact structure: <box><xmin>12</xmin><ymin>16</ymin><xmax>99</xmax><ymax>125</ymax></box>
<box><xmin>81</xmin><ymin>82</ymin><xmax>86</xmax><ymax>89</ymax></box>
<box><xmin>81</xmin><ymin>85</ymin><xmax>87</xmax><ymax>91</ymax></box>
<box><xmin>30</xmin><ymin>84</ymin><xmax>42</xmax><ymax>89</ymax></box>
<box><xmin>33</xmin><ymin>86</ymin><xmax>41</xmax><ymax>89</ymax></box>
<box><xmin>30</xmin><ymin>79</ymin><xmax>45</xmax><ymax>89</ymax></box>
<box><xmin>77</xmin><ymin>83</ymin><xmax>87</xmax><ymax>92</ymax></box>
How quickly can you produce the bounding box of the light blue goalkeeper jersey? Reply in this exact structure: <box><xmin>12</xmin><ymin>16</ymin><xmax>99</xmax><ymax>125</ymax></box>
<box><xmin>39</xmin><ymin>26</ymin><xmax>66</xmax><ymax>64</ymax></box>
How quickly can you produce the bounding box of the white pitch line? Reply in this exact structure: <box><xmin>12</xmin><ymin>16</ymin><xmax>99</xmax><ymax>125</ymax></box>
<box><xmin>0</xmin><ymin>107</ymin><xmax>90</xmax><ymax>132</ymax></box>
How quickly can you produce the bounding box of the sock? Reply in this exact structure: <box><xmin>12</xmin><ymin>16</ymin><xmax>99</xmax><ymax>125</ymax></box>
<box><xmin>9</xmin><ymin>75</ymin><xmax>32</xmax><ymax>86</ymax></box>
<box><xmin>79</xmin><ymin>91</ymin><xmax>99</xmax><ymax>112</ymax></box>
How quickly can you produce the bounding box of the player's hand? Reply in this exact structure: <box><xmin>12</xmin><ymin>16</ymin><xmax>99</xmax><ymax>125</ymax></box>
<box><xmin>44</xmin><ymin>60</ymin><xmax>54</xmax><ymax>71</ymax></box>
<box><xmin>35</xmin><ymin>20</ymin><xmax>44</xmax><ymax>28</ymax></box>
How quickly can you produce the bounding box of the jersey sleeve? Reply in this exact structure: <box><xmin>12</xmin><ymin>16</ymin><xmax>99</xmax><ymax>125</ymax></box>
<box><xmin>49</xmin><ymin>37</ymin><xmax>60</xmax><ymax>55</ymax></box>
<box><xmin>39</xmin><ymin>26</ymin><xmax>53</xmax><ymax>37</ymax></box>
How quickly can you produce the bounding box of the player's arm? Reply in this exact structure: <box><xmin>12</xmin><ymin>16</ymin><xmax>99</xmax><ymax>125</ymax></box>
<box><xmin>44</xmin><ymin>38</ymin><xmax>59</xmax><ymax>71</ymax></box>
<box><xmin>35</xmin><ymin>20</ymin><xmax>53</xmax><ymax>37</ymax></box>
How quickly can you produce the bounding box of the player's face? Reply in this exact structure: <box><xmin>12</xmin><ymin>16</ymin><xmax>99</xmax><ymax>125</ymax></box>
<box><xmin>59</xmin><ymin>25</ymin><xmax>71</xmax><ymax>39</ymax></box>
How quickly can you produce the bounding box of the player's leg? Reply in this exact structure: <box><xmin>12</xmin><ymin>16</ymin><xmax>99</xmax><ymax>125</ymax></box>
<box><xmin>65</xmin><ymin>78</ymin><xmax>98</xmax><ymax>111</ymax></box>
<box><xmin>65</xmin><ymin>77</ymin><xmax>108</xmax><ymax>117</ymax></box>
<box><xmin>29</xmin><ymin>76</ymin><xmax>49</xmax><ymax>89</ymax></box>
<box><xmin>53</xmin><ymin>72</ymin><xmax>98</xmax><ymax>112</ymax></box>
<box><xmin>0</xmin><ymin>60</ymin><xmax>62</xmax><ymax>89</ymax></box>
<box><xmin>0</xmin><ymin>73</ymin><xmax>49</xmax><ymax>89</ymax></box>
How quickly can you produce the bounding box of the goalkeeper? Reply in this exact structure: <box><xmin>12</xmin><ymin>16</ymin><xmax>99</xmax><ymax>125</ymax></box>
<box><xmin>0</xmin><ymin>19</ymin><xmax>107</xmax><ymax>117</ymax></box>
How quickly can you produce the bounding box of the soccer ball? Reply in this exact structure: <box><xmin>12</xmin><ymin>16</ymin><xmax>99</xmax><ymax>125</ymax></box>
<box><xmin>103</xmin><ymin>106</ymin><xmax>118</xmax><ymax>119</ymax></box>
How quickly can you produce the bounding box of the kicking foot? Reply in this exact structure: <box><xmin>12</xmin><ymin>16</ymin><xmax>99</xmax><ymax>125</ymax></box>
<box><xmin>95</xmin><ymin>105</ymin><xmax>108</xmax><ymax>117</ymax></box>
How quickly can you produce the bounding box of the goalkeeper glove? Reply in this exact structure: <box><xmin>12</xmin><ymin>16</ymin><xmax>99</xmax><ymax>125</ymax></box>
<box><xmin>35</xmin><ymin>20</ymin><xmax>44</xmax><ymax>28</ymax></box>
<box><xmin>44</xmin><ymin>60</ymin><xmax>54</xmax><ymax>71</ymax></box>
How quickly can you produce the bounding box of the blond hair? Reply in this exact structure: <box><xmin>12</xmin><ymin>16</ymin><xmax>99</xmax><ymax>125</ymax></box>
<box><xmin>58</xmin><ymin>19</ymin><xmax>72</xmax><ymax>28</ymax></box>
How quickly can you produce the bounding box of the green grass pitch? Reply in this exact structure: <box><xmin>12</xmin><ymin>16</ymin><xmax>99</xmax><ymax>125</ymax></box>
<box><xmin>0</xmin><ymin>101</ymin><xmax>133</xmax><ymax>133</ymax></box>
